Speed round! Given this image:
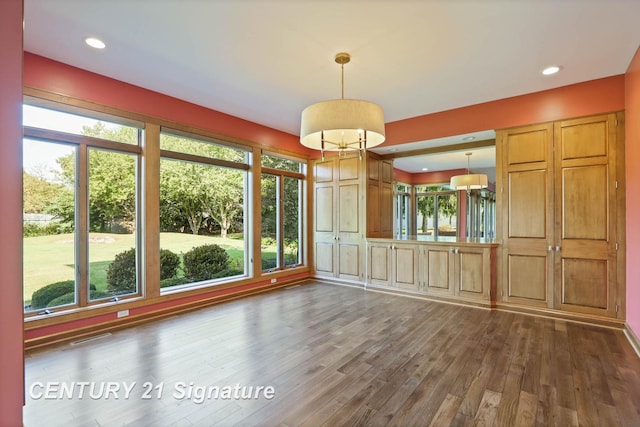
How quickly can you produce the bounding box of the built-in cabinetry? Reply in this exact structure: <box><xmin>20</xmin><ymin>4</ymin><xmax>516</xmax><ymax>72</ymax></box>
<box><xmin>312</xmin><ymin>155</ymin><xmax>365</xmax><ymax>282</ymax></box>
<box><xmin>366</xmin><ymin>152</ymin><xmax>394</xmax><ymax>238</ymax></box>
<box><xmin>496</xmin><ymin>112</ymin><xmax>625</xmax><ymax>319</ymax></box>
<box><xmin>367</xmin><ymin>238</ymin><xmax>497</xmax><ymax>306</ymax></box>
<box><xmin>368</xmin><ymin>242</ymin><xmax>420</xmax><ymax>290</ymax></box>
<box><xmin>312</xmin><ymin>153</ymin><xmax>394</xmax><ymax>283</ymax></box>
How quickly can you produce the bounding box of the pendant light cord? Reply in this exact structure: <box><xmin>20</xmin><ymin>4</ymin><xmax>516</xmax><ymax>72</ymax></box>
<box><xmin>341</xmin><ymin>63</ymin><xmax>345</xmax><ymax>100</ymax></box>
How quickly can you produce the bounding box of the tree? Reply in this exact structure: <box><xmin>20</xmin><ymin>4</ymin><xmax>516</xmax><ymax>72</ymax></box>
<box><xmin>260</xmin><ymin>155</ymin><xmax>302</xmax><ymax>245</ymax></box>
<box><xmin>159</xmin><ymin>134</ymin><xmax>245</xmax><ymax>236</ymax></box>
<box><xmin>23</xmin><ymin>171</ymin><xmax>63</xmax><ymax>213</ymax></box>
<box><xmin>51</xmin><ymin>122</ymin><xmax>138</xmax><ymax>232</ymax></box>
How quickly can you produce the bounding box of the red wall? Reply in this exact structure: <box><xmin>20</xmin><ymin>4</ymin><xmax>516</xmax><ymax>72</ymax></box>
<box><xmin>0</xmin><ymin>1</ymin><xmax>25</xmax><ymax>425</ymax></box>
<box><xmin>24</xmin><ymin>53</ymin><xmax>311</xmax><ymax>156</ymax></box>
<box><xmin>385</xmin><ymin>75</ymin><xmax>625</xmax><ymax>146</ymax></box>
<box><xmin>626</xmin><ymin>47</ymin><xmax>640</xmax><ymax>338</ymax></box>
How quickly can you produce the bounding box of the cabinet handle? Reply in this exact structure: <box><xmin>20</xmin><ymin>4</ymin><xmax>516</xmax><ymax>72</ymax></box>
<box><xmin>449</xmin><ymin>248</ymin><xmax>454</xmax><ymax>254</ymax></box>
<box><xmin>388</xmin><ymin>245</ymin><xmax>392</xmax><ymax>250</ymax></box>
<box><xmin>548</xmin><ymin>245</ymin><xmax>553</xmax><ymax>252</ymax></box>
<box><xmin>555</xmin><ymin>245</ymin><xmax>561</xmax><ymax>252</ymax></box>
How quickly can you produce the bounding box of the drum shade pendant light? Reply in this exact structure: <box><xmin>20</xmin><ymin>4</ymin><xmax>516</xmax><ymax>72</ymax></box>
<box><xmin>300</xmin><ymin>53</ymin><xmax>385</xmax><ymax>159</ymax></box>
<box><xmin>450</xmin><ymin>152</ymin><xmax>488</xmax><ymax>191</ymax></box>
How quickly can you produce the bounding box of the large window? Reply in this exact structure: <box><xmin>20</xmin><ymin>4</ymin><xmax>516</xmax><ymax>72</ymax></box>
<box><xmin>23</xmin><ymin>103</ymin><xmax>142</xmax><ymax>313</ymax></box>
<box><xmin>22</xmin><ymin>96</ymin><xmax>308</xmax><ymax>318</ymax></box>
<box><xmin>261</xmin><ymin>153</ymin><xmax>305</xmax><ymax>271</ymax></box>
<box><xmin>159</xmin><ymin>130</ymin><xmax>249</xmax><ymax>291</ymax></box>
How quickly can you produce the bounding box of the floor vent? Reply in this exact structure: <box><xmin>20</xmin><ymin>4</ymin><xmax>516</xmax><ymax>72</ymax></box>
<box><xmin>70</xmin><ymin>333</ymin><xmax>112</xmax><ymax>346</ymax></box>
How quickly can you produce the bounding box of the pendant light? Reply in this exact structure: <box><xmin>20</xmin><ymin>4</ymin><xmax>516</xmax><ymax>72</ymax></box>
<box><xmin>300</xmin><ymin>53</ymin><xmax>385</xmax><ymax>159</ymax></box>
<box><xmin>450</xmin><ymin>152</ymin><xmax>488</xmax><ymax>191</ymax></box>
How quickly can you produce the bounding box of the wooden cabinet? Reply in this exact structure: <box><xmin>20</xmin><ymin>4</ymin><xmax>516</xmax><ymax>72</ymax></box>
<box><xmin>497</xmin><ymin>112</ymin><xmax>624</xmax><ymax>318</ymax></box>
<box><xmin>421</xmin><ymin>245</ymin><xmax>453</xmax><ymax>296</ymax></box>
<box><xmin>456</xmin><ymin>245</ymin><xmax>495</xmax><ymax>301</ymax></box>
<box><xmin>313</xmin><ymin>155</ymin><xmax>364</xmax><ymax>282</ymax></box>
<box><xmin>366</xmin><ymin>152</ymin><xmax>394</xmax><ymax>238</ymax></box>
<box><xmin>312</xmin><ymin>152</ymin><xmax>395</xmax><ymax>284</ymax></box>
<box><xmin>368</xmin><ymin>239</ymin><xmax>497</xmax><ymax>304</ymax></box>
<box><xmin>421</xmin><ymin>244</ymin><xmax>495</xmax><ymax>302</ymax></box>
<box><xmin>367</xmin><ymin>241</ymin><xmax>420</xmax><ymax>291</ymax></box>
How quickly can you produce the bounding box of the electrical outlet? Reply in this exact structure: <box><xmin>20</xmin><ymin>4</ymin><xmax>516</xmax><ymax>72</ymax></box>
<box><xmin>117</xmin><ymin>309</ymin><xmax>129</xmax><ymax>318</ymax></box>
<box><xmin>270</xmin><ymin>278</ymin><xmax>277</xmax><ymax>284</ymax></box>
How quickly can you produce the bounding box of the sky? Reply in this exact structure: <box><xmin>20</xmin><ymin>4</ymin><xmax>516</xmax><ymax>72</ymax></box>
<box><xmin>22</xmin><ymin>105</ymin><xmax>120</xmax><ymax>181</ymax></box>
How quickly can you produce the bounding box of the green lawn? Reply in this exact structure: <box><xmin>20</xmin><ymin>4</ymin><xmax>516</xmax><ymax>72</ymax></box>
<box><xmin>23</xmin><ymin>232</ymin><xmax>252</xmax><ymax>303</ymax></box>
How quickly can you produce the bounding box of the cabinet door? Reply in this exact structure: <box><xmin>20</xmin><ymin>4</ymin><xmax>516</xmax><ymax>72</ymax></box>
<box><xmin>393</xmin><ymin>244</ymin><xmax>419</xmax><ymax>291</ymax></box>
<box><xmin>553</xmin><ymin>114</ymin><xmax>618</xmax><ymax>317</ymax></box>
<box><xmin>313</xmin><ymin>159</ymin><xmax>337</xmax><ymax>277</ymax></box>
<box><xmin>456</xmin><ymin>246</ymin><xmax>493</xmax><ymax>301</ymax></box>
<box><xmin>337</xmin><ymin>156</ymin><xmax>363</xmax><ymax>281</ymax></box>
<box><xmin>422</xmin><ymin>245</ymin><xmax>454</xmax><ymax>296</ymax></box>
<box><xmin>497</xmin><ymin>123</ymin><xmax>554</xmax><ymax>307</ymax></box>
<box><xmin>368</xmin><ymin>242</ymin><xmax>392</xmax><ymax>287</ymax></box>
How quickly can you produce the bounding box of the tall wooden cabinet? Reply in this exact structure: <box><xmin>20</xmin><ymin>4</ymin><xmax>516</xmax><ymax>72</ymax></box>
<box><xmin>497</xmin><ymin>112</ymin><xmax>625</xmax><ymax>319</ymax></box>
<box><xmin>312</xmin><ymin>152</ymin><xmax>394</xmax><ymax>284</ymax></box>
<box><xmin>312</xmin><ymin>155</ymin><xmax>365</xmax><ymax>282</ymax></box>
<box><xmin>366</xmin><ymin>152</ymin><xmax>394</xmax><ymax>238</ymax></box>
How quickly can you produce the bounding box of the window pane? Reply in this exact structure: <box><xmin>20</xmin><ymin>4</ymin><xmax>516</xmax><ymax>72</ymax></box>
<box><xmin>23</xmin><ymin>139</ymin><xmax>77</xmax><ymax>312</ymax></box>
<box><xmin>88</xmin><ymin>149</ymin><xmax>138</xmax><ymax>300</ymax></box>
<box><xmin>160</xmin><ymin>159</ymin><xmax>246</xmax><ymax>290</ymax></box>
<box><xmin>261</xmin><ymin>174</ymin><xmax>278</xmax><ymax>271</ymax></box>
<box><xmin>416</xmin><ymin>195</ymin><xmax>434</xmax><ymax>235</ymax></box>
<box><xmin>160</xmin><ymin>132</ymin><xmax>246</xmax><ymax>163</ymax></box>
<box><xmin>437</xmin><ymin>193</ymin><xmax>457</xmax><ymax>236</ymax></box>
<box><xmin>283</xmin><ymin>177</ymin><xmax>301</xmax><ymax>267</ymax></box>
<box><xmin>261</xmin><ymin>154</ymin><xmax>303</xmax><ymax>172</ymax></box>
<box><xmin>23</xmin><ymin>105</ymin><xmax>139</xmax><ymax>145</ymax></box>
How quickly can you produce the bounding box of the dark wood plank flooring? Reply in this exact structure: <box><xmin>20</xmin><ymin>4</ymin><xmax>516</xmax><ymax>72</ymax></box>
<box><xmin>24</xmin><ymin>281</ymin><xmax>640</xmax><ymax>426</ymax></box>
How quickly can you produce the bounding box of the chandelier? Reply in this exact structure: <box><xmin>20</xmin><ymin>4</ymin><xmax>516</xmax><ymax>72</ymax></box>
<box><xmin>300</xmin><ymin>53</ymin><xmax>385</xmax><ymax>158</ymax></box>
<box><xmin>450</xmin><ymin>152</ymin><xmax>488</xmax><ymax>191</ymax></box>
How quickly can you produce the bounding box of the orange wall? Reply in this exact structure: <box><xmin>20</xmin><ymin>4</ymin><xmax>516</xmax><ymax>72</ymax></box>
<box><xmin>24</xmin><ymin>53</ymin><xmax>311</xmax><ymax>157</ymax></box>
<box><xmin>626</xmin><ymin>47</ymin><xmax>640</xmax><ymax>338</ymax></box>
<box><xmin>0</xmin><ymin>1</ymin><xmax>25</xmax><ymax>425</ymax></box>
<box><xmin>384</xmin><ymin>75</ymin><xmax>625</xmax><ymax>146</ymax></box>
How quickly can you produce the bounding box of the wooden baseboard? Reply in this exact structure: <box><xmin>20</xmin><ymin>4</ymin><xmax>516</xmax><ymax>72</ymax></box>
<box><xmin>25</xmin><ymin>278</ymin><xmax>307</xmax><ymax>351</ymax></box>
<box><xmin>495</xmin><ymin>302</ymin><xmax>625</xmax><ymax>330</ymax></box>
<box><xmin>316</xmin><ymin>278</ymin><xmax>626</xmax><ymax>330</ymax></box>
<box><xmin>624</xmin><ymin>323</ymin><xmax>640</xmax><ymax>358</ymax></box>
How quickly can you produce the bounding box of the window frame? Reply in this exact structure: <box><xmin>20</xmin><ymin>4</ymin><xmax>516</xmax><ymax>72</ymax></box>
<box><xmin>260</xmin><ymin>152</ymin><xmax>306</xmax><ymax>272</ymax></box>
<box><xmin>22</xmin><ymin>105</ymin><xmax>143</xmax><ymax>316</ymax></box>
<box><xmin>158</xmin><ymin>127</ymin><xmax>252</xmax><ymax>292</ymax></box>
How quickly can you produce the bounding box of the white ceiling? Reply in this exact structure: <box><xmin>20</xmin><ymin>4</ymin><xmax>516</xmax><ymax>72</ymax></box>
<box><xmin>23</xmin><ymin>0</ymin><xmax>640</xmax><ymax>178</ymax></box>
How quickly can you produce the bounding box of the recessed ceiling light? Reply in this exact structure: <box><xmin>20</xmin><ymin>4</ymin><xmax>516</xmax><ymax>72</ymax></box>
<box><xmin>421</xmin><ymin>167</ymin><xmax>429</xmax><ymax>171</ymax></box>
<box><xmin>85</xmin><ymin>37</ymin><xmax>106</xmax><ymax>49</ymax></box>
<box><xmin>462</xmin><ymin>136</ymin><xmax>476</xmax><ymax>141</ymax></box>
<box><xmin>542</xmin><ymin>66</ymin><xmax>560</xmax><ymax>75</ymax></box>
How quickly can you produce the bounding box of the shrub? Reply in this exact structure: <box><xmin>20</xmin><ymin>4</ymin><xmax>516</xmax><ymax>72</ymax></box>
<box><xmin>106</xmin><ymin>248</ymin><xmax>137</xmax><ymax>292</ymax></box>
<box><xmin>107</xmin><ymin>248</ymin><xmax>182</xmax><ymax>292</ymax></box>
<box><xmin>160</xmin><ymin>249</ymin><xmax>180</xmax><ymax>280</ymax></box>
<box><xmin>31</xmin><ymin>280</ymin><xmax>74</xmax><ymax>309</ymax></box>
<box><xmin>31</xmin><ymin>281</ymin><xmax>96</xmax><ymax>309</ymax></box>
<box><xmin>23</xmin><ymin>222</ymin><xmax>60</xmax><ymax>238</ymax></box>
<box><xmin>159</xmin><ymin>277</ymin><xmax>191</xmax><ymax>288</ymax></box>
<box><xmin>211</xmin><ymin>269</ymin><xmax>243</xmax><ymax>279</ymax></box>
<box><xmin>89</xmin><ymin>290</ymin><xmax>113</xmax><ymax>301</ymax></box>
<box><xmin>183</xmin><ymin>244</ymin><xmax>229</xmax><ymax>282</ymax></box>
<box><xmin>47</xmin><ymin>292</ymin><xmax>75</xmax><ymax>308</ymax></box>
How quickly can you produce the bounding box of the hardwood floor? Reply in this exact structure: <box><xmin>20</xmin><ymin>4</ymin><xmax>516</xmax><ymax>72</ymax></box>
<box><xmin>24</xmin><ymin>281</ymin><xmax>640</xmax><ymax>426</ymax></box>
